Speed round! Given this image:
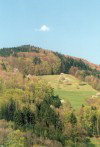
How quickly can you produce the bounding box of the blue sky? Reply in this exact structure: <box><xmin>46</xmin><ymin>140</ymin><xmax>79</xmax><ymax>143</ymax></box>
<box><xmin>0</xmin><ymin>0</ymin><xmax>100</xmax><ymax>64</ymax></box>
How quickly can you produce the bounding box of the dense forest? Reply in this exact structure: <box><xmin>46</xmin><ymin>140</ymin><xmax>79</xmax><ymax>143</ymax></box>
<box><xmin>0</xmin><ymin>45</ymin><xmax>100</xmax><ymax>146</ymax></box>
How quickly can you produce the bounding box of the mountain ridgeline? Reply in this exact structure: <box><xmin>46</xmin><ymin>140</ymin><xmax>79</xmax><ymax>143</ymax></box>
<box><xmin>0</xmin><ymin>45</ymin><xmax>100</xmax><ymax>90</ymax></box>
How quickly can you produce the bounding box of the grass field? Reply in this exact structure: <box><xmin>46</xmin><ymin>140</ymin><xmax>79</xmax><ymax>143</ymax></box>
<box><xmin>39</xmin><ymin>74</ymin><xmax>97</xmax><ymax>109</ymax></box>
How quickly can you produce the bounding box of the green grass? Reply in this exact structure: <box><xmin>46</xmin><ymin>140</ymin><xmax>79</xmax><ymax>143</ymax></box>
<box><xmin>55</xmin><ymin>90</ymin><xmax>96</xmax><ymax>109</ymax></box>
<box><xmin>39</xmin><ymin>74</ymin><xmax>97</xmax><ymax>109</ymax></box>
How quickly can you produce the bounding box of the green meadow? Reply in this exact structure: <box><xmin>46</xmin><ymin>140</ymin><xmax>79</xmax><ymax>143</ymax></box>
<box><xmin>39</xmin><ymin>74</ymin><xmax>97</xmax><ymax>109</ymax></box>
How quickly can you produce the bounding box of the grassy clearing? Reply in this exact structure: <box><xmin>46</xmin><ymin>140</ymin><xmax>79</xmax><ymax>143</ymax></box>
<box><xmin>55</xmin><ymin>90</ymin><xmax>96</xmax><ymax>109</ymax></box>
<box><xmin>39</xmin><ymin>74</ymin><xmax>97</xmax><ymax>108</ymax></box>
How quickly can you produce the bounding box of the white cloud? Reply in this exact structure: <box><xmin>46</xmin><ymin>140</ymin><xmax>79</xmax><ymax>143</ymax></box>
<box><xmin>35</xmin><ymin>25</ymin><xmax>50</xmax><ymax>32</ymax></box>
<box><xmin>40</xmin><ymin>25</ymin><xmax>50</xmax><ymax>32</ymax></box>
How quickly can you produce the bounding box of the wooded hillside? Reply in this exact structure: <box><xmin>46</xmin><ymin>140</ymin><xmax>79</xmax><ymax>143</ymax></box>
<box><xmin>0</xmin><ymin>45</ymin><xmax>100</xmax><ymax>90</ymax></box>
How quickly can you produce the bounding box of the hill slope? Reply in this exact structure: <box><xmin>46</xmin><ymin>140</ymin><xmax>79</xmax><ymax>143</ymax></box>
<box><xmin>39</xmin><ymin>74</ymin><xmax>97</xmax><ymax>108</ymax></box>
<box><xmin>66</xmin><ymin>55</ymin><xmax>100</xmax><ymax>71</ymax></box>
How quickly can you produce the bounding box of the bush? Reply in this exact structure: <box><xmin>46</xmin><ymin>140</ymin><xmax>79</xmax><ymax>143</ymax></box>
<box><xmin>79</xmin><ymin>82</ymin><xmax>87</xmax><ymax>86</ymax></box>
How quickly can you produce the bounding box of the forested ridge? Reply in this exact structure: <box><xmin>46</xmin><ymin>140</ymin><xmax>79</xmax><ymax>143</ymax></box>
<box><xmin>0</xmin><ymin>45</ymin><xmax>100</xmax><ymax>90</ymax></box>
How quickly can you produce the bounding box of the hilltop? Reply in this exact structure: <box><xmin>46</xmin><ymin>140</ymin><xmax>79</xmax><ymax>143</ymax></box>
<box><xmin>0</xmin><ymin>45</ymin><xmax>99</xmax><ymax>70</ymax></box>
